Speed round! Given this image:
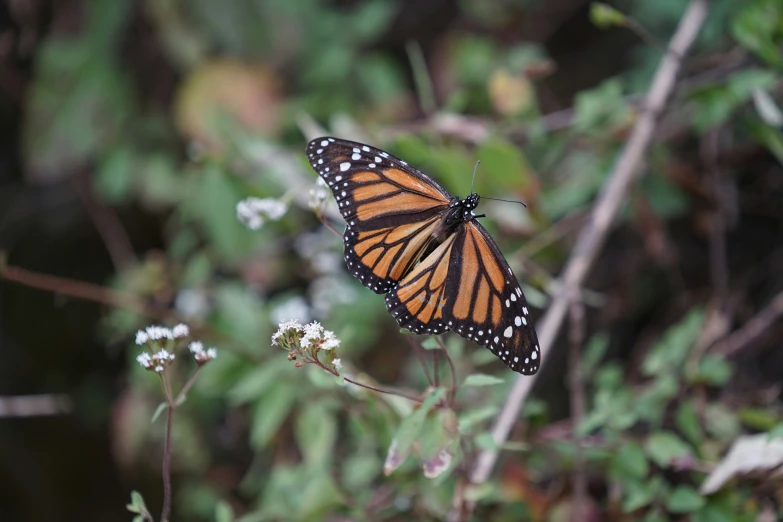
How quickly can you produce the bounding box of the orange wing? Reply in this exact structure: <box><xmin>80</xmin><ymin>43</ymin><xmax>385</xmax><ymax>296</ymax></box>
<box><xmin>308</xmin><ymin>137</ymin><xmax>452</xmax><ymax>293</ymax></box>
<box><xmin>386</xmin><ymin>221</ymin><xmax>540</xmax><ymax>375</ymax></box>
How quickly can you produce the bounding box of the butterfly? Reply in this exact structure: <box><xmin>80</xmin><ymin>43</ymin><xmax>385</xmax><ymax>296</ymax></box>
<box><xmin>306</xmin><ymin>137</ymin><xmax>540</xmax><ymax>375</ymax></box>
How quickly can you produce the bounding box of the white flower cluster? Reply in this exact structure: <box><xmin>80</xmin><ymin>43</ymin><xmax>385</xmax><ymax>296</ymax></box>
<box><xmin>189</xmin><ymin>341</ymin><xmax>218</xmax><ymax>364</ymax></box>
<box><xmin>271</xmin><ymin>319</ymin><xmax>305</xmax><ymax>346</ymax></box>
<box><xmin>272</xmin><ymin>320</ymin><xmax>340</xmax><ymax>351</ymax></box>
<box><xmin>135</xmin><ymin>324</ymin><xmax>190</xmax><ymax>345</ymax></box>
<box><xmin>236</xmin><ymin>197</ymin><xmax>288</xmax><ymax>230</ymax></box>
<box><xmin>301</xmin><ymin>322</ymin><xmax>340</xmax><ymax>351</ymax></box>
<box><xmin>136</xmin><ymin>349</ymin><xmax>176</xmax><ymax>373</ymax></box>
<box><xmin>308</xmin><ymin>178</ymin><xmax>330</xmax><ymax>210</ymax></box>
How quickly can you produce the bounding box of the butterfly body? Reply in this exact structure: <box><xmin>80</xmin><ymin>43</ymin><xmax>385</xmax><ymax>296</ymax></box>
<box><xmin>307</xmin><ymin>137</ymin><xmax>540</xmax><ymax>375</ymax></box>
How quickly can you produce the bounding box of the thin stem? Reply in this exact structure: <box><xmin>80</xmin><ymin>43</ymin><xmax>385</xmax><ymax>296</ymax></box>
<box><xmin>435</xmin><ymin>337</ymin><xmax>458</xmax><ymax>404</ymax></box>
<box><xmin>174</xmin><ymin>367</ymin><xmax>201</xmax><ymax>407</ymax></box>
<box><xmin>568</xmin><ymin>299</ymin><xmax>587</xmax><ymax>522</ymax></box>
<box><xmin>306</xmin><ymin>353</ymin><xmax>423</xmax><ymax>403</ymax></box>
<box><xmin>465</xmin><ymin>0</ymin><xmax>709</xmax><ymax>498</ymax></box>
<box><xmin>316</xmin><ymin>210</ymin><xmax>342</xmax><ymax>238</ymax></box>
<box><xmin>408</xmin><ymin>337</ymin><xmax>434</xmax><ymax>386</ymax></box>
<box><xmin>0</xmin><ymin>262</ymin><xmax>172</xmax><ymax>320</ymax></box>
<box><xmin>433</xmin><ymin>350</ymin><xmax>440</xmax><ymax>388</ymax></box>
<box><xmin>161</xmin><ymin>404</ymin><xmax>173</xmax><ymax>522</ymax></box>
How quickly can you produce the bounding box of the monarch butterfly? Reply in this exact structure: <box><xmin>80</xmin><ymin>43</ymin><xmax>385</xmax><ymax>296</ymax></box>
<box><xmin>306</xmin><ymin>137</ymin><xmax>540</xmax><ymax>375</ymax></box>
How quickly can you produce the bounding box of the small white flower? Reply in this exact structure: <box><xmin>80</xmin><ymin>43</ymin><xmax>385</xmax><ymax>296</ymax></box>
<box><xmin>172</xmin><ymin>324</ymin><xmax>190</xmax><ymax>338</ymax></box>
<box><xmin>308</xmin><ymin>178</ymin><xmax>330</xmax><ymax>210</ymax></box>
<box><xmin>145</xmin><ymin>325</ymin><xmax>173</xmax><ymax>341</ymax></box>
<box><xmin>236</xmin><ymin>197</ymin><xmax>288</xmax><ymax>230</ymax></box>
<box><xmin>189</xmin><ymin>341</ymin><xmax>218</xmax><ymax>363</ymax></box>
<box><xmin>272</xmin><ymin>319</ymin><xmax>304</xmax><ymax>345</ymax></box>
<box><xmin>154</xmin><ymin>365</ymin><xmax>164</xmax><ymax>373</ymax></box>
<box><xmin>333</xmin><ymin>358</ymin><xmax>342</xmax><ymax>370</ymax></box>
<box><xmin>136</xmin><ymin>352</ymin><xmax>152</xmax><ymax>368</ymax></box>
<box><xmin>301</xmin><ymin>321</ymin><xmax>324</xmax><ymax>349</ymax></box>
<box><xmin>321</xmin><ymin>330</ymin><xmax>340</xmax><ymax>351</ymax></box>
<box><xmin>135</xmin><ymin>330</ymin><xmax>149</xmax><ymax>345</ymax></box>
<box><xmin>157</xmin><ymin>349</ymin><xmax>172</xmax><ymax>360</ymax></box>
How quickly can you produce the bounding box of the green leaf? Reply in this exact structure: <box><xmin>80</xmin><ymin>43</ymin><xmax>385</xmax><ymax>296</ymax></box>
<box><xmin>419</xmin><ymin>408</ymin><xmax>460</xmax><ymax>479</ymax></box>
<box><xmin>609</xmin><ymin>441</ymin><xmax>649</xmax><ymax>480</ymax></box>
<box><xmin>193</xmin><ymin>166</ymin><xmax>247</xmax><ymax>259</ymax></box>
<box><xmin>768</xmin><ymin>422</ymin><xmax>783</xmax><ymax>439</ymax></box>
<box><xmin>227</xmin><ymin>358</ymin><xmax>291</xmax><ymax>405</ymax></box>
<box><xmin>748</xmin><ymin>120</ymin><xmax>783</xmax><ymax>167</ymax></box>
<box><xmin>752</xmin><ymin>88</ymin><xmax>783</xmax><ymax>126</ymax></box>
<box><xmin>250</xmin><ymin>381</ymin><xmax>299</xmax><ymax>448</ymax></box>
<box><xmin>295</xmin><ymin>469</ymin><xmax>346</xmax><ymax>519</ymax></box>
<box><xmin>462</xmin><ymin>374</ymin><xmax>505</xmax><ymax>387</ymax></box>
<box><xmin>688</xmin><ymin>355</ymin><xmax>732</xmax><ymax>386</ymax></box>
<box><xmin>738</xmin><ymin>407</ymin><xmax>779</xmax><ymax>431</ymax></box>
<box><xmin>95</xmin><ymin>147</ymin><xmax>135</xmax><ymax>203</ymax></box>
<box><xmin>676</xmin><ymin>400</ymin><xmax>702</xmax><ymax>444</ymax></box>
<box><xmin>475</xmin><ymin>138</ymin><xmax>535</xmax><ymax>193</ymax></box>
<box><xmin>459</xmin><ymin>405</ymin><xmax>499</xmax><ymax>433</ymax></box>
<box><xmin>732</xmin><ymin>0</ymin><xmax>783</xmax><ymax>69</ymax></box>
<box><xmin>582</xmin><ymin>333</ymin><xmax>608</xmax><ymax>375</ymax></box>
<box><xmin>295</xmin><ymin>401</ymin><xmax>338</xmax><ymax>466</ymax></box>
<box><xmin>420</xmin><ymin>338</ymin><xmax>441</xmax><ymax>350</ymax></box>
<box><xmin>705</xmin><ymin>403</ymin><xmax>741</xmax><ymax>442</ymax></box>
<box><xmin>384</xmin><ymin>387</ymin><xmax>445</xmax><ymax>475</ymax></box>
<box><xmin>572</xmin><ymin>79</ymin><xmax>632</xmax><ymax>136</ymax></box>
<box><xmin>645</xmin><ymin>431</ymin><xmax>692</xmax><ymax>468</ymax></box>
<box><xmin>642</xmin><ymin>309</ymin><xmax>704</xmax><ymax>377</ymax></box>
<box><xmin>621</xmin><ymin>477</ymin><xmax>658</xmax><ymax>512</ymax></box>
<box><xmin>689</xmin><ymin>69</ymin><xmax>778</xmax><ymax>131</ymax></box>
<box><xmin>215</xmin><ymin>501</ymin><xmax>235</xmax><ymax>522</ymax></box>
<box><xmin>667</xmin><ymin>486</ymin><xmax>706</xmax><ymax>513</ymax></box>
<box><xmin>126</xmin><ymin>491</ymin><xmax>147</xmax><ymax>514</ymax></box>
<box><xmin>151</xmin><ymin>402</ymin><xmax>168</xmax><ymax>423</ymax></box>
<box><xmin>590</xmin><ymin>3</ymin><xmax>627</xmax><ymax>28</ymax></box>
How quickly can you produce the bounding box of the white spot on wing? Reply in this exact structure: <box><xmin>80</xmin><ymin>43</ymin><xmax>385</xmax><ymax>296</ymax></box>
<box><xmin>340</xmin><ymin>162</ymin><xmax>350</xmax><ymax>172</ymax></box>
<box><xmin>504</xmin><ymin>326</ymin><xmax>513</xmax><ymax>338</ymax></box>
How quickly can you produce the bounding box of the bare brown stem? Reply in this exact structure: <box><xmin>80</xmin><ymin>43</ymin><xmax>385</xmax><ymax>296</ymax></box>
<box><xmin>466</xmin><ymin>0</ymin><xmax>709</xmax><ymax>497</ymax></box>
<box><xmin>568</xmin><ymin>299</ymin><xmax>587</xmax><ymax>522</ymax></box>
<box><xmin>0</xmin><ymin>262</ymin><xmax>173</xmax><ymax>320</ymax></box>
<box><xmin>306</xmin><ymin>353</ymin><xmax>423</xmax><ymax>403</ymax></box>
<box><xmin>435</xmin><ymin>337</ymin><xmax>458</xmax><ymax>405</ymax></box>
<box><xmin>712</xmin><ymin>289</ymin><xmax>783</xmax><ymax>357</ymax></box>
<box><xmin>161</xmin><ymin>403</ymin><xmax>173</xmax><ymax>522</ymax></box>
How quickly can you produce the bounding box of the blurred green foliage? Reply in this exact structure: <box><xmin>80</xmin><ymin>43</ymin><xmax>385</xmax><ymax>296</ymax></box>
<box><xmin>14</xmin><ymin>0</ymin><xmax>783</xmax><ymax>520</ymax></box>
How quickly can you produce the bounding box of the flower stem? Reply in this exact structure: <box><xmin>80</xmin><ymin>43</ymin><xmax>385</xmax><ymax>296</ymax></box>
<box><xmin>161</xmin><ymin>403</ymin><xmax>173</xmax><ymax>522</ymax></box>
<box><xmin>307</xmin><ymin>353</ymin><xmax>423</xmax><ymax>403</ymax></box>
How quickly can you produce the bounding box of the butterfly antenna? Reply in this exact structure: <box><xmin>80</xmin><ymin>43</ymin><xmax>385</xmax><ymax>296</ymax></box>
<box><xmin>470</xmin><ymin>160</ymin><xmax>480</xmax><ymax>194</ymax></box>
<box><xmin>483</xmin><ymin>196</ymin><xmax>528</xmax><ymax>208</ymax></box>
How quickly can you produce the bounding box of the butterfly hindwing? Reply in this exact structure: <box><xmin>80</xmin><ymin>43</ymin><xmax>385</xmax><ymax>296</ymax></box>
<box><xmin>447</xmin><ymin>222</ymin><xmax>540</xmax><ymax>375</ymax></box>
<box><xmin>384</xmin><ymin>233</ymin><xmax>457</xmax><ymax>335</ymax></box>
<box><xmin>385</xmin><ymin>221</ymin><xmax>540</xmax><ymax>374</ymax></box>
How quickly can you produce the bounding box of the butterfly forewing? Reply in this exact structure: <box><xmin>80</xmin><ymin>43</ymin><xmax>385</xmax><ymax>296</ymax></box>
<box><xmin>307</xmin><ymin>137</ymin><xmax>451</xmax><ymax>294</ymax></box>
<box><xmin>306</xmin><ymin>137</ymin><xmax>540</xmax><ymax>375</ymax></box>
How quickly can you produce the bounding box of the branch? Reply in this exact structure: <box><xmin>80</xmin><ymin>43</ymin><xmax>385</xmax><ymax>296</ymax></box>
<box><xmin>467</xmin><ymin>0</ymin><xmax>710</xmax><ymax>489</ymax></box>
<box><xmin>0</xmin><ymin>262</ymin><xmax>172</xmax><ymax>320</ymax></box>
<box><xmin>712</xmin><ymin>289</ymin><xmax>783</xmax><ymax>357</ymax></box>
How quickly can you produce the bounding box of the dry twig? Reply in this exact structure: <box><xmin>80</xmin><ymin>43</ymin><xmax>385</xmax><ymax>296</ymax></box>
<box><xmin>712</xmin><ymin>289</ymin><xmax>783</xmax><ymax>358</ymax></box>
<box><xmin>465</xmin><ymin>0</ymin><xmax>710</xmax><ymax>498</ymax></box>
<box><xmin>568</xmin><ymin>299</ymin><xmax>587</xmax><ymax>522</ymax></box>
